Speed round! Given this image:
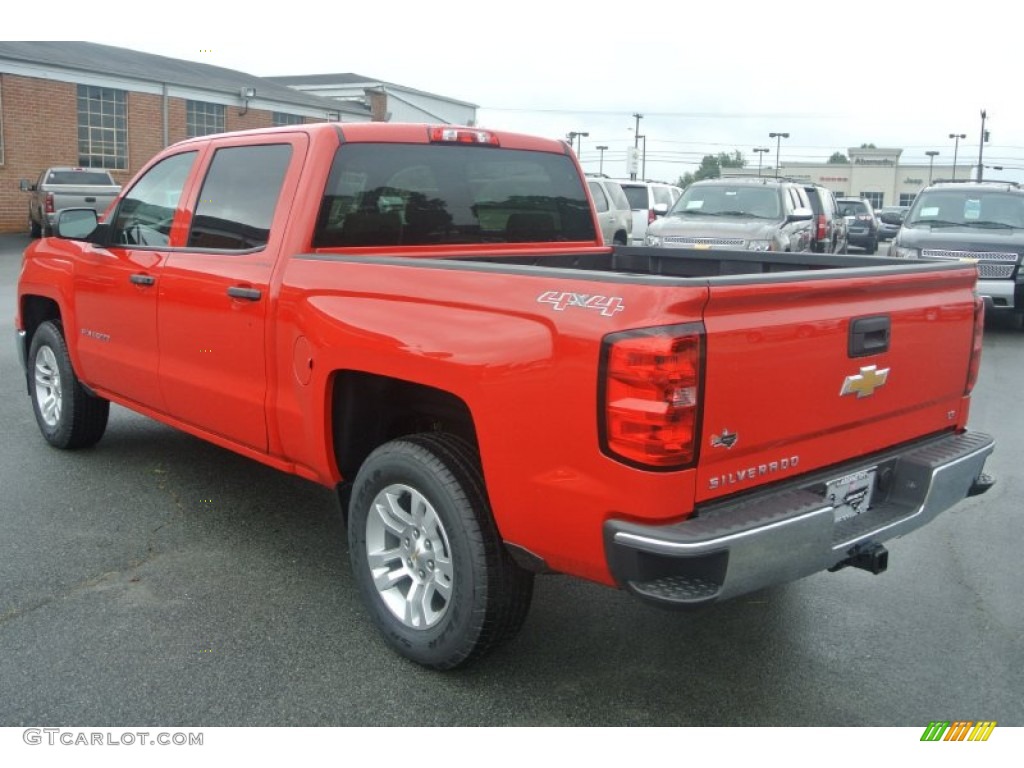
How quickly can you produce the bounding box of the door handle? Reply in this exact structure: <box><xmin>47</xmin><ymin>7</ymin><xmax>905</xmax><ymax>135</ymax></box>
<box><xmin>130</xmin><ymin>273</ymin><xmax>156</xmax><ymax>286</ymax></box>
<box><xmin>227</xmin><ymin>285</ymin><xmax>262</xmax><ymax>301</ymax></box>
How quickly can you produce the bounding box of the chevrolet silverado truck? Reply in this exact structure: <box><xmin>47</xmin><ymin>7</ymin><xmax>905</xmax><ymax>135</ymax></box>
<box><xmin>20</xmin><ymin>166</ymin><xmax>121</xmax><ymax>238</ymax></box>
<box><xmin>15</xmin><ymin>123</ymin><xmax>995</xmax><ymax>669</ymax></box>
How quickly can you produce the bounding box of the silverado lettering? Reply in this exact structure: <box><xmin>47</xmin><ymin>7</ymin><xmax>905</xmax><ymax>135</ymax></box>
<box><xmin>15</xmin><ymin>122</ymin><xmax>995</xmax><ymax>670</ymax></box>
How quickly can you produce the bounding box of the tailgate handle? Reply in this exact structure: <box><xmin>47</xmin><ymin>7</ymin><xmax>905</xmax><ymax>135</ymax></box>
<box><xmin>85</xmin><ymin>196</ymin><xmax>96</xmax><ymax>203</ymax></box>
<box><xmin>849</xmin><ymin>315</ymin><xmax>890</xmax><ymax>357</ymax></box>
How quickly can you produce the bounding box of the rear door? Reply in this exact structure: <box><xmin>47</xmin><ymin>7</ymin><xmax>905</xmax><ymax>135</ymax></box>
<box><xmin>696</xmin><ymin>266</ymin><xmax>978</xmax><ymax>503</ymax></box>
<box><xmin>588</xmin><ymin>180</ymin><xmax>614</xmax><ymax>244</ymax></box>
<box><xmin>156</xmin><ymin>134</ymin><xmax>307</xmax><ymax>451</ymax></box>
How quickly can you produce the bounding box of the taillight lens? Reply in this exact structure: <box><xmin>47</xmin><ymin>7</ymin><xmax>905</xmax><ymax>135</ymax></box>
<box><xmin>428</xmin><ymin>126</ymin><xmax>499</xmax><ymax>146</ymax></box>
<box><xmin>966</xmin><ymin>295</ymin><xmax>985</xmax><ymax>394</ymax></box>
<box><xmin>647</xmin><ymin>208</ymin><xmax>657</xmax><ymax>225</ymax></box>
<box><xmin>816</xmin><ymin>213</ymin><xmax>827</xmax><ymax>241</ymax></box>
<box><xmin>600</xmin><ymin>324</ymin><xmax>704</xmax><ymax>469</ymax></box>
<box><xmin>45</xmin><ymin>192</ymin><xmax>55</xmax><ymax>214</ymax></box>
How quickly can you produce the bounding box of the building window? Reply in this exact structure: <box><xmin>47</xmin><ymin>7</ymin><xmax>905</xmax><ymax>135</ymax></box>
<box><xmin>898</xmin><ymin>193</ymin><xmax>917</xmax><ymax>207</ymax></box>
<box><xmin>186</xmin><ymin>100</ymin><xmax>225</xmax><ymax>138</ymax></box>
<box><xmin>77</xmin><ymin>85</ymin><xmax>127</xmax><ymax>169</ymax></box>
<box><xmin>861</xmin><ymin>192</ymin><xmax>884</xmax><ymax>209</ymax></box>
<box><xmin>272</xmin><ymin>112</ymin><xmax>304</xmax><ymax>126</ymax></box>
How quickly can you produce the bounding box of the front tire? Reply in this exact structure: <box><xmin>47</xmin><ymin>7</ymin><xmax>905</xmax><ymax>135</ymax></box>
<box><xmin>28</xmin><ymin>321</ymin><xmax>109</xmax><ymax>449</ymax></box>
<box><xmin>348</xmin><ymin>433</ymin><xmax>534</xmax><ymax>669</ymax></box>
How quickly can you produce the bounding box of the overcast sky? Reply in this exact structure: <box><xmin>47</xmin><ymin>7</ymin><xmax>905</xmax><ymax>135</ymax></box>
<box><xmin>24</xmin><ymin>0</ymin><xmax>1024</xmax><ymax>184</ymax></box>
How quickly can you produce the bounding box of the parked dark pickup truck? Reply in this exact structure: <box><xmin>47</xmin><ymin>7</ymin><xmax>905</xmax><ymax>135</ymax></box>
<box><xmin>20</xmin><ymin>166</ymin><xmax>121</xmax><ymax>237</ymax></box>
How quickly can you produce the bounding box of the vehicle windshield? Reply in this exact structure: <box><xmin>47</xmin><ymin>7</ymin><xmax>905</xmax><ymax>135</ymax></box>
<box><xmin>670</xmin><ymin>185</ymin><xmax>781</xmax><ymax>219</ymax></box>
<box><xmin>907</xmin><ymin>190</ymin><xmax>1024</xmax><ymax>228</ymax></box>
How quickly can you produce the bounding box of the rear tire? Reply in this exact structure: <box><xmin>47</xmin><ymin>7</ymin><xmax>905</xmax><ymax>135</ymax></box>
<box><xmin>29</xmin><ymin>216</ymin><xmax>41</xmax><ymax>239</ymax></box>
<box><xmin>865</xmin><ymin>238</ymin><xmax>877</xmax><ymax>255</ymax></box>
<box><xmin>348</xmin><ymin>433</ymin><xmax>534</xmax><ymax>669</ymax></box>
<box><xmin>28</xmin><ymin>321</ymin><xmax>109</xmax><ymax>449</ymax></box>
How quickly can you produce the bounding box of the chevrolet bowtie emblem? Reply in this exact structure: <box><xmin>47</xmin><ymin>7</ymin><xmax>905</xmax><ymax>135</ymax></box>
<box><xmin>841</xmin><ymin>365</ymin><xmax>890</xmax><ymax>398</ymax></box>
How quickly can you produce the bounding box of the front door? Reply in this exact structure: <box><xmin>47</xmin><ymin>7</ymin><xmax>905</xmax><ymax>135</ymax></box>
<box><xmin>157</xmin><ymin>138</ymin><xmax>304</xmax><ymax>452</ymax></box>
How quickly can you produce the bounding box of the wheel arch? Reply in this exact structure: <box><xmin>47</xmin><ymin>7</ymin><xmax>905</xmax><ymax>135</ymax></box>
<box><xmin>330</xmin><ymin>370</ymin><xmax>479</xmax><ymax>511</ymax></box>
<box><xmin>18</xmin><ymin>295</ymin><xmax>63</xmax><ymax>395</ymax></box>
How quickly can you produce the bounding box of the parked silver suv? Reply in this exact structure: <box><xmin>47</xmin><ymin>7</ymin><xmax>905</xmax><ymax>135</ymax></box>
<box><xmin>644</xmin><ymin>177</ymin><xmax>814</xmax><ymax>252</ymax></box>
<box><xmin>587</xmin><ymin>176</ymin><xmax>633</xmax><ymax>245</ymax></box>
<box><xmin>614</xmin><ymin>179</ymin><xmax>682</xmax><ymax>245</ymax></box>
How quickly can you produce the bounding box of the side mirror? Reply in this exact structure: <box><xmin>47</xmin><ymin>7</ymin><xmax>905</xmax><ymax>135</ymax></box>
<box><xmin>19</xmin><ymin>179</ymin><xmax>35</xmax><ymax>193</ymax></box>
<box><xmin>55</xmin><ymin>208</ymin><xmax>99</xmax><ymax>240</ymax></box>
<box><xmin>788</xmin><ymin>206</ymin><xmax>813</xmax><ymax>222</ymax></box>
<box><xmin>652</xmin><ymin>203</ymin><xmax>669</xmax><ymax>217</ymax></box>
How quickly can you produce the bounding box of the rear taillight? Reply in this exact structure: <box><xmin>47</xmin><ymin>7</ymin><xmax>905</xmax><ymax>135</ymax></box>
<box><xmin>966</xmin><ymin>295</ymin><xmax>985</xmax><ymax>395</ymax></box>
<box><xmin>648</xmin><ymin>209</ymin><xmax>657</xmax><ymax>225</ymax></box>
<box><xmin>600</xmin><ymin>324</ymin><xmax>704</xmax><ymax>469</ymax></box>
<box><xmin>44</xmin><ymin>192</ymin><xmax>54</xmax><ymax>214</ymax></box>
<box><xmin>816</xmin><ymin>213</ymin><xmax>827</xmax><ymax>241</ymax></box>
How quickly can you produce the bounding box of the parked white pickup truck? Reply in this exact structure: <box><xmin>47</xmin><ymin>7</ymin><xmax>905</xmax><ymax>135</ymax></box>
<box><xmin>20</xmin><ymin>166</ymin><xmax>121</xmax><ymax>237</ymax></box>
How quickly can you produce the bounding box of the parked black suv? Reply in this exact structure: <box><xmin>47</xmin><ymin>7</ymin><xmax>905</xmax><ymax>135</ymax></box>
<box><xmin>891</xmin><ymin>181</ymin><xmax>1024</xmax><ymax>325</ymax></box>
<box><xmin>803</xmin><ymin>183</ymin><xmax>848</xmax><ymax>253</ymax></box>
<box><xmin>644</xmin><ymin>176</ymin><xmax>814</xmax><ymax>252</ymax></box>
<box><xmin>837</xmin><ymin>197</ymin><xmax>879</xmax><ymax>254</ymax></box>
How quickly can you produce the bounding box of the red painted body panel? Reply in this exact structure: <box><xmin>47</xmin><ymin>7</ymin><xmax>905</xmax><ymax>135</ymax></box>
<box><xmin>14</xmin><ymin>122</ymin><xmax>985</xmax><ymax>590</ymax></box>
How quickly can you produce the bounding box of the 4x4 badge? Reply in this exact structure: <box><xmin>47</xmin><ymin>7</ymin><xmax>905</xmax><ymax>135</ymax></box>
<box><xmin>841</xmin><ymin>365</ymin><xmax>890</xmax><ymax>398</ymax></box>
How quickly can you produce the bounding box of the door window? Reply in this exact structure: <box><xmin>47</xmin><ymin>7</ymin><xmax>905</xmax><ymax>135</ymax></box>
<box><xmin>187</xmin><ymin>144</ymin><xmax>293</xmax><ymax>250</ymax></box>
<box><xmin>110</xmin><ymin>151</ymin><xmax>198</xmax><ymax>246</ymax></box>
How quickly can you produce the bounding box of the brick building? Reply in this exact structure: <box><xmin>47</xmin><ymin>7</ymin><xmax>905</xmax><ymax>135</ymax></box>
<box><xmin>0</xmin><ymin>41</ymin><xmax>371</xmax><ymax>234</ymax></box>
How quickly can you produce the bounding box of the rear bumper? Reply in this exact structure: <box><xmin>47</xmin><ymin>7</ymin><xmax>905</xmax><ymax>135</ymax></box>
<box><xmin>605</xmin><ymin>431</ymin><xmax>995</xmax><ymax>608</ymax></box>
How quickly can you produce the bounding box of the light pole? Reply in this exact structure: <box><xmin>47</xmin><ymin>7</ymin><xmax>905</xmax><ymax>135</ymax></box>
<box><xmin>596</xmin><ymin>145</ymin><xmax>608</xmax><ymax>175</ymax></box>
<box><xmin>977</xmin><ymin>109</ymin><xmax>987</xmax><ymax>182</ymax></box>
<box><xmin>753</xmin><ymin>147</ymin><xmax>770</xmax><ymax>177</ymax></box>
<box><xmin>631</xmin><ymin>113</ymin><xmax>643</xmax><ymax>180</ymax></box>
<box><xmin>638</xmin><ymin>135</ymin><xmax>647</xmax><ymax>180</ymax></box>
<box><xmin>566</xmin><ymin>131</ymin><xmax>588</xmax><ymax>158</ymax></box>
<box><xmin>925</xmin><ymin>151</ymin><xmax>939</xmax><ymax>184</ymax></box>
<box><xmin>949</xmin><ymin>133</ymin><xmax>966</xmax><ymax>180</ymax></box>
<box><xmin>769</xmin><ymin>132</ymin><xmax>789</xmax><ymax>178</ymax></box>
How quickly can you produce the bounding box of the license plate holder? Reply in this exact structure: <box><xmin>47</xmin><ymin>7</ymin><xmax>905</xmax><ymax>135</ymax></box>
<box><xmin>826</xmin><ymin>468</ymin><xmax>877</xmax><ymax>522</ymax></box>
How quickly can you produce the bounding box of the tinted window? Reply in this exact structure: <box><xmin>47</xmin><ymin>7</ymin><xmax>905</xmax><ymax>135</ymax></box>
<box><xmin>619</xmin><ymin>185</ymin><xmax>649</xmax><ymax>210</ymax></box>
<box><xmin>314</xmin><ymin>143</ymin><xmax>595</xmax><ymax>246</ymax></box>
<box><xmin>838</xmin><ymin>200</ymin><xmax>869</xmax><ymax>216</ymax></box>
<box><xmin>188</xmin><ymin>144</ymin><xmax>293</xmax><ymax>250</ymax></box>
<box><xmin>46</xmin><ymin>170</ymin><xmax>115</xmax><ymax>185</ymax></box>
<box><xmin>588</xmin><ymin>181</ymin><xmax>609</xmax><ymax>212</ymax></box>
<box><xmin>111</xmin><ymin>151</ymin><xmax>197</xmax><ymax>247</ymax></box>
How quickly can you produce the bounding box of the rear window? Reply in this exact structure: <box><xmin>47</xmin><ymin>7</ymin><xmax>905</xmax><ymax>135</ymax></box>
<box><xmin>838</xmin><ymin>200</ymin><xmax>868</xmax><ymax>216</ymax></box>
<box><xmin>313</xmin><ymin>143</ymin><xmax>595</xmax><ymax>247</ymax></box>
<box><xmin>45</xmin><ymin>170</ymin><xmax>114</xmax><ymax>185</ymax></box>
<box><xmin>619</xmin><ymin>185</ymin><xmax>649</xmax><ymax>211</ymax></box>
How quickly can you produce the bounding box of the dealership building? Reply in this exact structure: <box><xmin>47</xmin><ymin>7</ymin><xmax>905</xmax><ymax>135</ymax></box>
<box><xmin>0</xmin><ymin>41</ymin><xmax>477</xmax><ymax>233</ymax></box>
<box><xmin>778</xmin><ymin>146</ymin><xmax>975</xmax><ymax>208</ymax></box>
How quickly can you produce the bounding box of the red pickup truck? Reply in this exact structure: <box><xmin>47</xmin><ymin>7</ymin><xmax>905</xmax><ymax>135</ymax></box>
<box><xmin>15</xmin><ymin>122</ymin><xmax>995</xmax><ymax>669</ymax></box>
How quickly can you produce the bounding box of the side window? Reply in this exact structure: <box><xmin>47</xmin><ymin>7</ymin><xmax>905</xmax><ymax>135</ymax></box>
<box><xmin>588</xmin><ymin>181</ymin><xmax>609</xmax><ymax>212</ymax></box>
<box><xmin>653</xmin><ymin>186</ymin><xmax>672</xmax><ymax>207</ymax></box>
<box><xmin>111</xmin><ymin>151</ymin><xmax>198</xmax><ymax>247</ymax></box>
<box><xmin>187</xmin><ymin>144</ymin><xmax>293</xmax><ymax>250</ymax></box>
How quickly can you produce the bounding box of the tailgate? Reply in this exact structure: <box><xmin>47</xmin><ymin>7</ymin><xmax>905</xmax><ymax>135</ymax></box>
<box><xmin>52</xmin><ymin>187</ymin><xmax>119</xmax><ymax>213</ymax></box>
<box><xmin>696</xmin><ymin>265</ymin><xmax>979</xmax><ymax>503</ymax></box>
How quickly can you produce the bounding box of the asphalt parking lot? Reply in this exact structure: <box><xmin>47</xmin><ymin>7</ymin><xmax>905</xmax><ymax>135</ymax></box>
<box><xmin>0</xmin><ymin>233</ymin><xmax>1020</xmax><ymax>727</ymax></box>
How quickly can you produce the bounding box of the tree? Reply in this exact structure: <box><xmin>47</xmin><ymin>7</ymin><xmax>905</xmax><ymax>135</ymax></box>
<box><xmin>859</xmin><ymin>143</ymin><xmax>877</xmax><ymax>149</ymax></box>
<box><xmin>828</xmin><ymin>151</ymin><xmax>849</xmax><ymax>164</ymax></box>
<box><xmin>678</xmin><ymin>150</ymin><xmax>747</xmax><ymax>188</ymax></box>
